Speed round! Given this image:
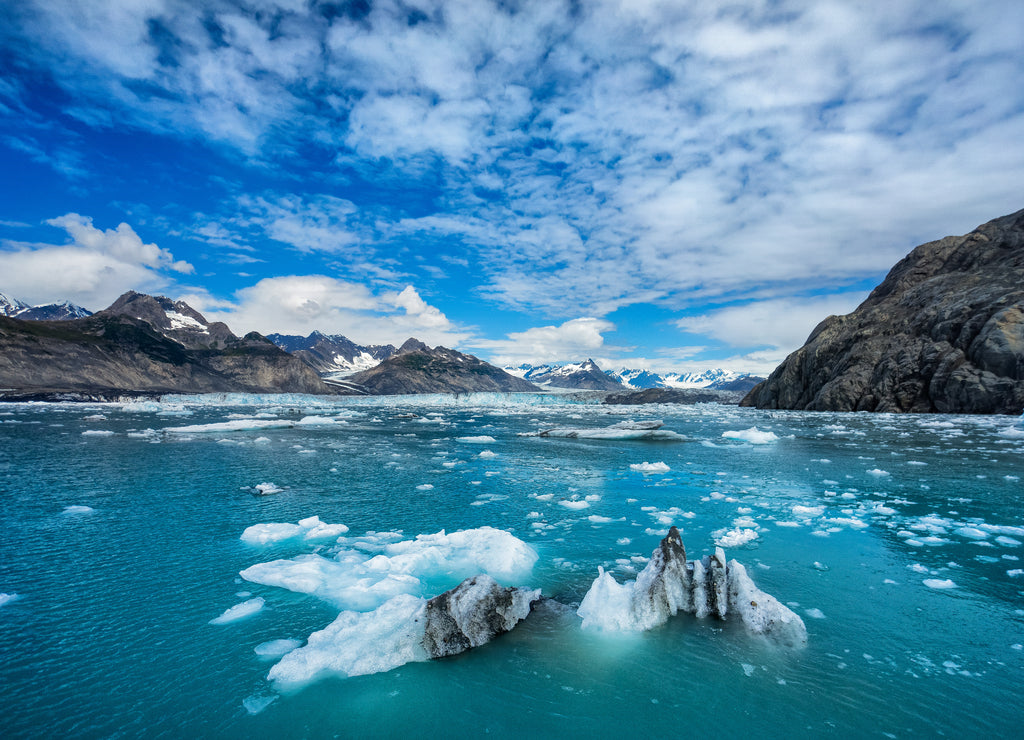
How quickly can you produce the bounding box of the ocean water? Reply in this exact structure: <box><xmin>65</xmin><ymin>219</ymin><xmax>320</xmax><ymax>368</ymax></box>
<box><xmin>1</xmin><ymin>394</ymin><xmax>1022</xmax><ymax>738</ymax></box>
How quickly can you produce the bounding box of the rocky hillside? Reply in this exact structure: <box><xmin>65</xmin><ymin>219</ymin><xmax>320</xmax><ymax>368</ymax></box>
<box><xmin>742</xmin><ymin>208</ymin><xmax>1024</xmax><ymax>414</ymax></box>
<box><xmin>1</xmin><ymin>292</ymin><xmax>92</xmax><ymax>320</ymax></box>
<box><xmin>0</xmin><ymin>292</ymin><xmax>340</xmax><ymax>399</ymax></box>
<box><xmin>348</xmin><ymin>339</ymin><xmax>538</xmax><ymax>395</ymax></box>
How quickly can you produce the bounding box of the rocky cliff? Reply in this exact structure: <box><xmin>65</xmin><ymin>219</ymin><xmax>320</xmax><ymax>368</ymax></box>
<box><xmin>0</xmin><ymin>293</ymin><xmax>340</xmax><ymax>398</ymax></box>
<box><xmin>742</xmin><ymin>208</ymin><xmax>1024</xmax><ymax>414</ymax></box>
<box><xmin>348</xmin><ymin>339</ymin><xmax>538</xmax><ymax>394</ymax></box>
<box><xmin>266</xmin><ymin>331</ymin><xmax>396</xmax><ymax>375</ymax></box>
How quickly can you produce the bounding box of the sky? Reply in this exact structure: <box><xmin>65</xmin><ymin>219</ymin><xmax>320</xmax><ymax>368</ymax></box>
<box><xmin>1</xmin><ymin>0</ymin><xmax>1022</xmax><ymax>375</ymax></box>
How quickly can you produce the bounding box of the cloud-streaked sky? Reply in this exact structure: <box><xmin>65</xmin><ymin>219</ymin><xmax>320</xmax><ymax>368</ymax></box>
<box><xmin>1</xmin><ymin>0</ymin><xmax>1022</xmax><ymax>373</ymax></box>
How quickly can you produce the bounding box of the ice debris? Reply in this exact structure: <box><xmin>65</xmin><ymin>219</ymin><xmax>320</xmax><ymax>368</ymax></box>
<box><xmin>209</xmin><ymin>596</ymin><xmax>265</xmax><ymax>624</ymax></box>
<box><xmin>721</xmin><ymin>427</ymin><xmax>778</xmax><ymax>444</ymax></box>
<box><xmin>630</xmin><ymin>461</ymin><xmax>670</xmax><ymax>473</ymax></box>
<box><xmin>577</xmin><ymin>527</ymin><xmax>807</xmax><ymax>645</ymax></box>
<box><xmin>523</xmin><ymin>420</ymin><xmax>684</xmax><ymax>441</ymax></box>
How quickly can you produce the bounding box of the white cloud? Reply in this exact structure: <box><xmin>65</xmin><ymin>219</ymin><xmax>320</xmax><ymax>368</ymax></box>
<box><xmin>676</xmin><ymin>293</ymin><xmax>869</xmax><ymax>358</ymax></box>
<box><xmin>192</xmin><ymin>275</ymin><xmax>470</xmax><ymax>347</ymax></box>
<box><xmin>471</xmin><ymin>317</ymin><xmax>618</xmax><ymax>367</ymax></box>
<box><xmin>0</xmin><ymin>213</ymin><xmax>192</xmax><ymax>310</ymax></box>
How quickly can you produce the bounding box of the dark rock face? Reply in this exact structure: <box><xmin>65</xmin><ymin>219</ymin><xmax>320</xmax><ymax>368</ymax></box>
<box><xmin>349</xmin><ymin>340</ymin><xmax>539</xmax><ymax>395</ymax></box>
<box><xmin>743</xmin><ymin>208</ymin><xmax>1024</xmax><ymax>414</ymax></box>
<box><xmin>604</xmin><ymin>388</ymin><xmax>746</xmax><ymax>405</ymax></box>
<box><xmin>0</xmin><ymin>292</ymin><xmax>341</xmax><ymax>397</ymax></box>
<box><xmin>266</xmin><ymin>331</ymin><xmax>396</xmax><ymax>374</ymax></box>
<box><xmin>422</xmin><ymin>574</ymin><xmax>541</xmax><ymax>659</ymax></box>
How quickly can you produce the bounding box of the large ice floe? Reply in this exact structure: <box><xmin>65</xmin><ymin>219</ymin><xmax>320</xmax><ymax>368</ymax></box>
<box><xmin>577</xmin><ymin>527</ymin><xmax>807</xmax><ymax>646</ymax></box>
<box><xmin>235</xmin><ymin>522</ymin><xmax>805</xmax><ymax>692</ymax></box>
<box><xmin>521</xmin><ymin>420</ymin><xmax>685</xmax><ymax>441</ymax></box>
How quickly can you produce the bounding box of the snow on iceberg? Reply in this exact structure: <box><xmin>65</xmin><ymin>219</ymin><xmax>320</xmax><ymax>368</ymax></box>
<box><xmin>577</xmin><ymin>527</ymin><xmax>806</xmax><ymax>645</ymax></box>
<box><xmin>209</xmin><ymin>597</ymin><xmax>266</xmax><ymax>624</ymax></box>
<box><xmin>721</xmin><ymin>427</ymin><xmax>778</xmax><ymax>444</ymax></box>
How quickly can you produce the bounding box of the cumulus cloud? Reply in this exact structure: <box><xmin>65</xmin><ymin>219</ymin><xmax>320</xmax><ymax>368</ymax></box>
<box><xmin>0</xmin><ymin>213</ymin><xmax>192</xmax><ymax>310</ymax></box>
<box><xmin>193</xmin><ymin>275</ymin><xmax>469</xmax><ymax>347</ymax></box>
<box><xmin>471</xmin><ymin>317</ymin><xmax>618</xmax><ymax>367</ymax></box>
<box><xmin>5</xmin><ymin>0</ymin><xmax>1024</xmax><ymax>367</ymax></box>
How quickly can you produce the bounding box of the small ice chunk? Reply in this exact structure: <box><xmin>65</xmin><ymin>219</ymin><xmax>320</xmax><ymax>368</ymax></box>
<box><xmin>630</xmin><ymin>462</ymin><xmax>670</xmax><ymax>473</ymax></box>
<box><xmin>714</xmin><ymin>528</ymin><xmax>759</xmax><ymax>548</ymax></box>
<box><xmin>254</xmin><ymin>638</ymin><xmax>303</xmax><ymax>659</ymax></box>
<box><xmin>81</xmin><ymin>430</ymin><xmax>115</xmax><ymax>437</ymax></box>
<box><xmin>866</xmin><ymin>469</ymin><xmax>890</xmax><ymax>477</ymax></box>
<box><xmin>0</xmin><ymin>593</ymin><xmax>20</xmax><ymax>608</ymax></box>
<box><xmin>805</xmin><ymin>608</ymin><xmax>826</xmax><ymax>619</ymax></box>
<box><xmin>415</xmin><ymin>484</ymin><xmax>434</xmax><ymax>491</ymax></box>
<box><xmin>253</xmin><ymin>482</ymin><xmax>283</xmax><ymax>496</ymax></box>
<box><xmin>478</xmin><ymin>450</ymin><xmax>497</xmax><ymax>459</ymax></box>
<box><xmin>242</xmin><ymin>694</ymin><xmax>278</xmax><ymax>715</ymax></box>
<box><xmin>792</xmin><ymin>505</ymin><xmax>824</xmax><ymax>518</ymax></box>
<box><xmin>559</xmin><ymin>500</ymin><xmax>590</xmax><ymax>510</ymax></box>
<box><xmin>209</xmin><ymin>597</ymin><xmax>265</xmax><ymax>624</ymax></box>
<box><xmin>458</xmin><ymin>436</ymin><xmax>497</xmax><ymax>443</ymax></box>
<box><xmin>722</xmin><ymin>427</ymin><xmax>778</xmax><ymax>444</ymax></box>
<box><xmin>62</xmin><ymin>505</ymin><xmax>95</xmax><ymax>515</ymax></box>
<box><xmin>922</xmin><ymin>579</ymin><xmax>957</xmax><ymax>589</ymax></box>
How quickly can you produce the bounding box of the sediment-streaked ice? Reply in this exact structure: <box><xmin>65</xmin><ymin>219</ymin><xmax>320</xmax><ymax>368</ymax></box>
<box><xmin>210</xmin><ymin>597</ymin><xmax>265</xmax><ymax>624</ymax></box>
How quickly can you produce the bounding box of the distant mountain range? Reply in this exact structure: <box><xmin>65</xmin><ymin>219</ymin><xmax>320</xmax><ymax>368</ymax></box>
<box><xmin>506</xmin><ymin>361</ymin><xmax>764</xmax><ymax>393</ymax></box>
<box><xmin>0</xmin><ymin>290</ymin><xmax>760</xmax><ymax>402</ymax></box>
<box><xmin>0</xmin><ymin>292</ymin><xmax>92</xmax><ymax>321</ymax></box>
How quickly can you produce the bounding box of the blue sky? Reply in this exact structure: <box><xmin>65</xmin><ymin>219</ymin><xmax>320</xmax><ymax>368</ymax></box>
<box><xmin>1</xmin><ymin>0</ymin><xmax>1022</xmax><ymax>374</ymax></box>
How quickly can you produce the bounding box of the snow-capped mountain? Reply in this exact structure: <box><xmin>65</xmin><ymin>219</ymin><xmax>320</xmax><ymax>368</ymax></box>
<box><xmin>266</xmin><ymin>331</ymin><xmax>397</xmax><ymax>376</ymax></box>
<box><xmin>102</xmin><ymin>291</ymin><xmax>237</xmax><ymax>349</ymax></box>
<box><xmin>504</xmin><ymin>359</ymin><xmax>623</xmax><ymax>391</ymax></box>
<box><xmin>613</xmin><ymin>367</ymin><xmax>764</xmax><ymax>392</ymax></box>
<box><xmin>508</xmin><ymin>361</ymin><xmax>764</xmax><ymax>393</ymax></box>
<box><xmin>0</xmin><ymin>292</ymin><xmax>92</xmax><ymax>320</ymax></box>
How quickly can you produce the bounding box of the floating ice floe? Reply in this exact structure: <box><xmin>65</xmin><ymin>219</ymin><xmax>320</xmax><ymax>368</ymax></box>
<box><xmin>251</xmin><ymin>482</ymin><xmax>283</xmax><ymax>496</ymax></box>
<box><xmin>81</xmin><ymin>430</ymin><xmax>115</xmax><ymax>437</ymax></box>
<box><xmin>721</xmin><ymin>427</ymin><xmax>778</xmax><ymax>444</ymax></box>
<box><xmin>240</xmin><ymin>516</ymin><xmax>349</xmax><ymax>545</ymax></box>
<box><xmin>210</xmin><ymin>596</ymin><xmax>266</xmax><ymax>624</ymax></box>
<box><xmin>62</xmin><ymin>504</ymin><xmax>95</xmax><ymax>515</ymax></box>
<box><xmin>0</xmin><ymin>593</ymin><xmax>19</xmax><ymax>608</ymax></box>
<box><xmin>524</xmin><ymin>420</ymin><xmax>684</xmax><ymax>441</ymax></box>
<box><xmin>254</xmin><ymin>638</ymin><xmax>303</xmax><ymax>659</ymax></box>
<box><xmin>457</xmin><ymin>435</ymin><xmax>497</xmax><ymax>443</ymax></box>
<box><xmin>923</xmin><ymin>579</ymin><xmax>957</xmax><ymax>590</ymax></box>
<box><xmin>577</xmin><ymin>527</ymin><xmax>806</xmax><ymax>645</ymax></box>
<box><xmin>630</xmin><ymin>461</ymin><xmax>670</xmax><ymax>473</ymax></box>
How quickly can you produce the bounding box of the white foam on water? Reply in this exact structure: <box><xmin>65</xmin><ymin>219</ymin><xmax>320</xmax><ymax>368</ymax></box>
<box><xmin>630</xmin><ymin>461</ymin><xmax>670</xmax><ymax>473</ymax></box>
<box><xmin>722</xmin><ymin>427</ymin><xmax>778</xmax><ymax>444</ymax></box>
<box><xmin>923</xmin><ymin>579</ymin><xmax>957</xmax><ymax>589</ymax></box>
<box><xmin>268</xmin><ymin>594</ymin><xmax>429</xmax><ymax>689</ymax></box>
<box><xmin>210</xmin><ymin>597</ymin><xmax>265</xmax><ymax>624</ymax></box>
<box><xmin>62</xmin><ymin>505</ymin><xmax>95</xmax><ymax>515</ymax></box>
<box><xmin>254</xmin><ymin>638</ymin><xmax>304</xmax><ymax>659</ymax></box>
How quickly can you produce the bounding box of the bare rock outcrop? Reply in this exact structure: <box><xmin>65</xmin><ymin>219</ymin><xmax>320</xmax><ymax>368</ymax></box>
<box><xmin>743</xmin><ymin>208</ymin><xmax>1024</xmax><ymax>413</ymax></box>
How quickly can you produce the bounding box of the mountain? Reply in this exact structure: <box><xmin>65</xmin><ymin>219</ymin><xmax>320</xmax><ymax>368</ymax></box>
<box><xmin>0</xmin><ymin>292</ymin><xmax>92</xmax><ymax>320</ymax></box>
<box><xmin>743</xmin><ymin>207</ymin><xmax>1024</xmax><ymax>414</ymax></box>
<box><xmin>349</xmin><ymin>339</ymin><xmax>539</xmax><ymax>395</ymax></box>
<box><xmin>612</xmin><ymin>367</ymin><xmax>761</xmax><ymax>391</ymax></box>
<box><xmin>266</xmin><ymin>331</ymin><xmax>396</xmax><ymax>375</ymax></box>
<box><xmin>0</xmin><ymin>292</ymin><xmax>341</xmax><ymax>399</ymax></box>
<box><xmin>508</xmin><ymin>359</ymin><xmax>622</xmax><ymax>390</ymax></box>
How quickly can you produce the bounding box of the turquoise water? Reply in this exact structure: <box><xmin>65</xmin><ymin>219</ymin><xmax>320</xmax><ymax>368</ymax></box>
<box><xmin>1</xmin><ymin>395</ymin><xmax>1022</xmax><ymax>738</ymax></box>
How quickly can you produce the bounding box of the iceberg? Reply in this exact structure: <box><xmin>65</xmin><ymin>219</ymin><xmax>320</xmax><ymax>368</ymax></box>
<box><xmin>721</xmin><ymin>427</ymin><xmax>778</xmax><ymax>444</ymax></box>
<box><xmin>577</xmin><ymin>527</ymin><xmax>806</xmax><ymax>645</ymax></box>
<box><xmin>524</xmin><ymin>420</ymin><xmax>684</xmax><ymax>441</ymax></box>
<box><xmin>209</xmin><ymin>597</ymin><xmax>266</xmax><ymax>625</ymax></box>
